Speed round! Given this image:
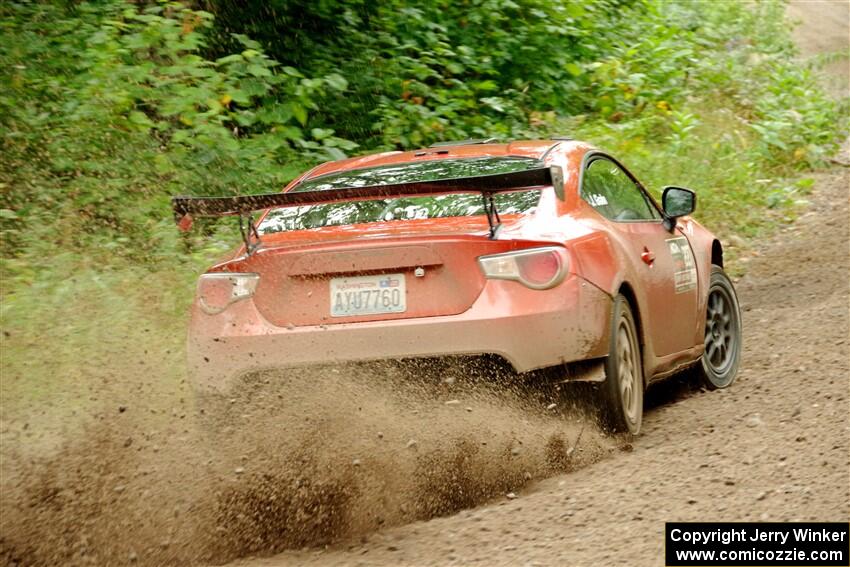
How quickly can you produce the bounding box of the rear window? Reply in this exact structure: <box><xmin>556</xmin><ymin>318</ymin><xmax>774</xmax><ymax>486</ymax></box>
<box><xmin>259</xmin><ymin>157</ymin><xmax>543</xmax><ymax>234</ymax></box>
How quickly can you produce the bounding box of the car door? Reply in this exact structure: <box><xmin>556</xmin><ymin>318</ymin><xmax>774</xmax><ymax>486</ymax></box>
<box><xmin>580</xmin><ymin>156</ymin><xmax>699</xmax><ymax>357</ymax></box>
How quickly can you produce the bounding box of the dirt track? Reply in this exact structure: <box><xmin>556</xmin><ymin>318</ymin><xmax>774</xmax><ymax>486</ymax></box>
<box><xmin>787</xmin><ymin>0</ymin><xmax>850</xmax><ymax>99</ymax></box>
<box><xmin>235</xmin><ymin>167</ymin><xmax>848</xmax><ymax>567</ymax></box>
<box><xmin>1</xmin><ymin>3</ymin><xmax>848</xmax><ymax>567</ymax></box>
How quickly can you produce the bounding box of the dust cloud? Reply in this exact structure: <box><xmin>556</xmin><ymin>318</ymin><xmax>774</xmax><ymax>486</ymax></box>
<box><xmin>1</xmin><ymin>357</ymin><xmax>618</xmax><ymax>566</ymax></box>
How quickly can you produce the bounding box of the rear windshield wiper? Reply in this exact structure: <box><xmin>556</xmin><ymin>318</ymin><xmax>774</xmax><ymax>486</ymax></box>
<box><xmin>482</xmin><ymin>193</ymin><xmax>502</xmax><ymax>238</ymax></box>
<box><xmin>237</xmin><ymin>212</ymin><xmax>262</xmax><ymax>255</ymax></box>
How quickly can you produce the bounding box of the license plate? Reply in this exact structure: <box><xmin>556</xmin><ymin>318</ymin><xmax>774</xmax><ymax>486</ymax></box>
<box><xmin>329</xmin><ymin>273</ymin><xmax>406</xmax><ymax>317</ymax></box>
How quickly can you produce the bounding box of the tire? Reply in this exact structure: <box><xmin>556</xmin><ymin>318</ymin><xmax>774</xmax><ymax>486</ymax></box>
<box><xmin>699</xmin><ymin>266</ymin><xmax>742</xmax><ymax>389</ymax></box>
<box><xmin>599</xmin><ymin>294</ymin><xmax>644</xmax><ymax>434</ymax></box>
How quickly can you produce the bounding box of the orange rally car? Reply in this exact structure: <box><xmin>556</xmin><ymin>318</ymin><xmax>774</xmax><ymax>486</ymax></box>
<box><xmin>172</xmin><ymin>138</ymin><xmax>742</xmax><ymax>434</ymax></box>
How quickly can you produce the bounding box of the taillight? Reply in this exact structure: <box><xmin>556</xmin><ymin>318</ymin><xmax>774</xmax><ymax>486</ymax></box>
<box><xmin>197</xmin><ymin>273</ymin><xmax>259</xmax><ymax>315</ymax></box>
<box><xmin>478</xmin><ymin>247</ymin><xmax>568</xmax><ymax>290</ymax></box>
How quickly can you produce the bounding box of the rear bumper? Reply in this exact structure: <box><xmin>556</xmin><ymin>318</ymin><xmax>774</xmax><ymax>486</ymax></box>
<box><xmin>187</xmin><ymin>275</ymin><xmax>611</xmax><ymax>393</ymax></box>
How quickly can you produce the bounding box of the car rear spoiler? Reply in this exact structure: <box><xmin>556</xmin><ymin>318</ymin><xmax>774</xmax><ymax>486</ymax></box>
<box><xmin>172</xmin><ymin>166</ymin><xmax>563</xmax><ymax>229</ymax></box>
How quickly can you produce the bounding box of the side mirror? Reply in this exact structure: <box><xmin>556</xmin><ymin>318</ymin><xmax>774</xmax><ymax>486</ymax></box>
<box><xmin>661</xmin><ymin>186</ymin><xmax>696</xmax><ymax>230</ymax></box>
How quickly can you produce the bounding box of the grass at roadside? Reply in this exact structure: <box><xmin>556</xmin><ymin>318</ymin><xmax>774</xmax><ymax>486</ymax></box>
<box><xmin>571</xmin><ymin>104</ymin><xmax>824</xmax><ymax>270</ymax></box>
<box><xmin>0</xmin><ymin>262</ymin><xmax>193</xmax><ymax>438</ymax></box>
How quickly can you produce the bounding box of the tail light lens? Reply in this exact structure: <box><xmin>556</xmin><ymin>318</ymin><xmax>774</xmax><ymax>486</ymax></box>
<box><xmin>197</xmin><ymin>273</ymin><xmax>259</xmax><ymax>315</ymax></box>
<box><xmin>478</xmin><ymin>247</ymin><xmax>568</xmax><ymax>290</ymax></box>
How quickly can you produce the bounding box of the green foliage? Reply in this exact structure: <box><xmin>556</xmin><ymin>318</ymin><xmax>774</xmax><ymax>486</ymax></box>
<box><xmin>0</xmin><ymin>0</ymin><xmax>847</xmax><ymax>291</ymax></box>
<box><xmin>201</xmin><ymin>0</ymin><xmax>846</xmax><ymax>161</ymax></box>
<box><xmin>0</xmin><ymin>1</ymin><xmax>354</xmax><ymax>268</ymax></box>
<box><xmin>204</xmin><ymin>0</ymin><xmax>681</xmax><ymax>147</ymax></box>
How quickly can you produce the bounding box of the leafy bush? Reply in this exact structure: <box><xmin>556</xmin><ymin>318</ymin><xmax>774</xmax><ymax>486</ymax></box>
<box><xmin>0</xmin><ymin>1</ymin><xmax>354</xmax><ymax>266</ymax></box>
<box><xmin>205</xmin><ymin>0</ymin><xmax>690</xmax><ymax>147</ymax></box>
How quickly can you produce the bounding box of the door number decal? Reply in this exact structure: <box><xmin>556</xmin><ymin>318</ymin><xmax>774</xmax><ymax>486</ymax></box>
<box><xmin>666</xmin><ymin>237</ymin><xmax>697</xmax><ymax>293</ymax></box>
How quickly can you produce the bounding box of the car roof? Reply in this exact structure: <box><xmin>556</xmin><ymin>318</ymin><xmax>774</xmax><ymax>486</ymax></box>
<box><xmin>299</xmin><ymin>139</ymin><xmax>591</xmax><ymax>183</ymax></box>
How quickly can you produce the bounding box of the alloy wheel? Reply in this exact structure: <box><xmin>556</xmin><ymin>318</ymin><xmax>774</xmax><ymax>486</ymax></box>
<box><xmin>704</xmin><ymin>286</ymin><xmax>739</xmax><ymax>376</ymax></box>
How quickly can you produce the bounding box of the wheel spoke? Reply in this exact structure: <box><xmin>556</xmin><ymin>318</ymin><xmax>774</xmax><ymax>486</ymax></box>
<box><xmin>615</xmin><ymin>319</ymin><xmax>641</xmax><ymax>422</ymax></box>
<box><xmin>621</xmin><ymin>367</ymin><xmax>633</xmax><ymax>410</ymax></box>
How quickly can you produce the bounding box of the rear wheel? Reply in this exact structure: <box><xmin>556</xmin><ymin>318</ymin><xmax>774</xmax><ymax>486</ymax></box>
<box><xmin>599</xmin><ymin>294</ymin><xmax>643</xmax><ymax>434</ymax></box>
<box><xmin>699</xmin><ymin>266</ymin><xmax>742</xmax><ymax>389</ymax></box>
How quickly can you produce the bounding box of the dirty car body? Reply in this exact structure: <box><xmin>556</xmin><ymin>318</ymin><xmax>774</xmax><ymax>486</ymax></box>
<box><xmin>174</xmin><ymin>139</ymin><xmax>739</xmax><ymax>433</ymax></box>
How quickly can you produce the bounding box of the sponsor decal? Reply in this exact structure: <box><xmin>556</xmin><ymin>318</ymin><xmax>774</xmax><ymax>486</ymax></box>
<box><xmin>586</xmin><ymin>193</ymin><xmax>609</xmax><ymax>207</ymax></box>
<box><xmin>666</xmin><ymin>236</ymin><xmax>697</xmax><ymax>293</ymax></box>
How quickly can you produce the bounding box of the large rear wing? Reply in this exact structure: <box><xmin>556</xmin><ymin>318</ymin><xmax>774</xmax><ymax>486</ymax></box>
<box><xmin>171</xmin><ymin>166</ymin><xmax>563</xmax><ymax>232</ymax></box>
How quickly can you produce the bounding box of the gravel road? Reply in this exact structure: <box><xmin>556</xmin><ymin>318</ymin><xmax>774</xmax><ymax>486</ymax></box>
<box><xmin>230</xmin><ymin>4</ymin><xmax>850</xmax><ymax>564</ymax></box>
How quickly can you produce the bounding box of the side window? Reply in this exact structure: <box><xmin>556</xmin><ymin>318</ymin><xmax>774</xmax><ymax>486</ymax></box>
<box><xmin>580</xmin><ymin>158</ymin><xmax>660</xmax><ymax>221</ymax></box>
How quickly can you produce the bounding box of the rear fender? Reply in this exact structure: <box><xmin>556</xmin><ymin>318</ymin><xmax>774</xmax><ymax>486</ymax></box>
<box><xmin>568</xmin><ymin>230</ymin><xmax>660</xmax><ymax>381</ymax></box>
<box><xmin>568</xmin><ymin>231</ymin><xmax>622</xmax><ymax>296</ymax></box>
